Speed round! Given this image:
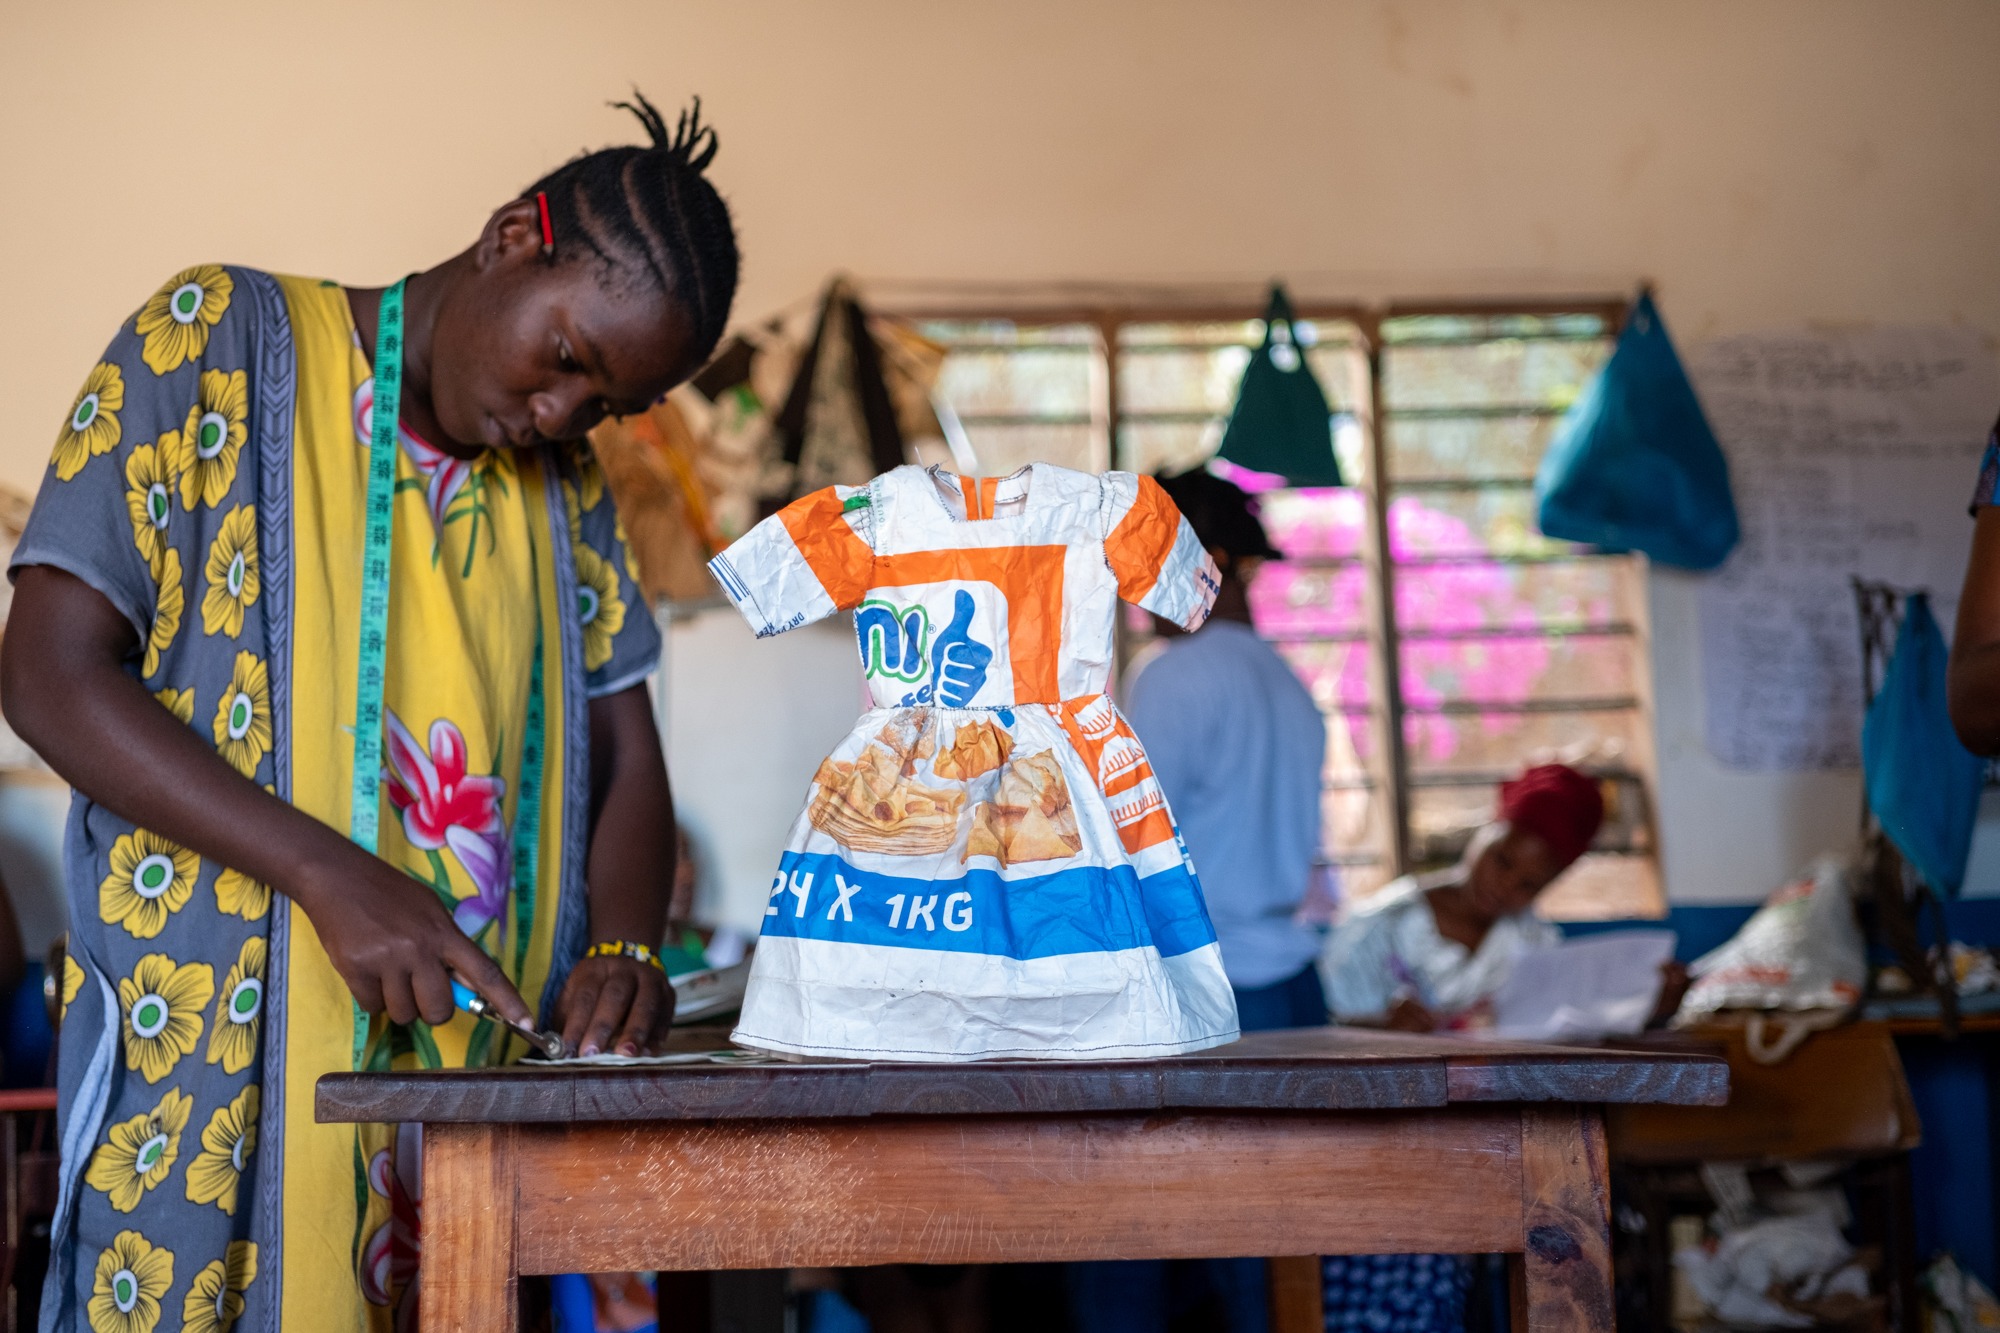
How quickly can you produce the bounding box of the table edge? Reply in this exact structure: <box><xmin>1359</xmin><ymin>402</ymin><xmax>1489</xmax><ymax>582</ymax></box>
<box><xmin>315</xmin><ymin>1049</ymin><xmax>1728</xmax><ymax>1124</ymax></box>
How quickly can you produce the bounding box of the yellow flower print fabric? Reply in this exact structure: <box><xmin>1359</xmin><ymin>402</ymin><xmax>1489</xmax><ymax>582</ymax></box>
<box><xmin>573</xmin><ymin>541</ymin><xmax>627</xmax><ymax>672</ymax></box>
<box><xmin>201</xmin><ymin>505</ymin><xmax>259</xmax><ymax>636</ymax></box>
<box><xmin>141</xmin><ymin>549</ymin><xmax>182</xmax><ymax>681</ymax></box>
<box><xmin>56</xmin><ymin>362</ymin><xmax>125</xmax><ymax>481</ymax></box>
<box><xmin>84</xmin><ymin>1087</ymin><xmax>191</xmax><ymax>1213</ymax></box>
<box><xmin>562</xmin><ymin>461</ymin><xmax>656</xmax><ymax>695</ymax></box>
<box><xmin>124</xmin><ymin>440</ymin><xmax>176</xmax><ymax>575</ymax></box>
<box><xmin>171</xmin><ymin>369</ymin><xmax>248</xmax><ymax>510</ymax></box>
<box><xmin>88</xmin><ymin>1229</ymin><xmax>174</xmax><ymax>1333</ymax></box>
<box><xmin>118</xmin><ymin>953</ymin><xmax>213</xmax><ymax>1084</ymax></box>
<box><xmin>181</xmin><ymin>1241</ymin><xmax>257</xmax><ymax>1333</ymax></box>
<box><xmin>186</xmin><ymin>1085</ymin><xmax>257</xmax><ymax>1215</ymax></box>
<box><xmin>62</xmin><ymin>952</ymin><xmax>84</xmax><ymax>1021</ymax></box>
<box><xmin>98</xmin><ymin>830</ymin><xmax>199</xmax><ymax>940</ymax></box>
<box><xmin>212</xmin><ymin>868</ymin><xmax>268</xmax><ymax>921</ymax></box>
<box><xmin>135</xmin><ymin>265</ymin><xmax>232</xmax><ymax>375</ymax></box>
<box><xmin>205</xmin><ymin>936</ymin><xmax>264</xmax><ymax>1073</ymax></box>
<box><xmin>211</xmin><ymin>651</ymin><xmax>270</xmax><ymax>778</ymax></box>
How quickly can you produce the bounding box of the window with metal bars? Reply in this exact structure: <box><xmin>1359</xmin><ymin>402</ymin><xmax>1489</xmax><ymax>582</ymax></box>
<box><xmin>915</xmin><ymin>303</ymin><xmax>1661</xmax><ymax>920</ymax></box>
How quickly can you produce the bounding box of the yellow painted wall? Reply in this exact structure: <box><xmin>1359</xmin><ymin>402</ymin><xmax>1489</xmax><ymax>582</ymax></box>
<box><xmin>4</xmin><ymin>0</ymin><xmax>1999</xmax><ymax>907</ymax></box>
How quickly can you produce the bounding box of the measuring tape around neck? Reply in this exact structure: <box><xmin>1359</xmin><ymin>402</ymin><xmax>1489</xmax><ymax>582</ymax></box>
<box><xmin>347</xmin><ymin>279</ymin><xmax>546</xmax><ymax>1073</ymax></box>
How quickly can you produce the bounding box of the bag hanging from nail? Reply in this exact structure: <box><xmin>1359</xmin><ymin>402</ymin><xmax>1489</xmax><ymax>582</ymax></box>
<box><xmin>1864</xmin><ymin>592</ymin><xmax>1986</xmax><ymax>895</ymax></box>
<box><xmin>1534</xmin><ymin>290</ymin><xmax>1740</xmax><ymax>570</ymax></box>
<box><xmin>1214</xmin><ymin>286</ymin><xmax>1344</xmax><ymax>488</ymax></box>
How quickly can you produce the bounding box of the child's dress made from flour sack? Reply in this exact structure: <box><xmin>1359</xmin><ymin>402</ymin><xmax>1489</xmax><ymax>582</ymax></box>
<box><xmin>709</xmin><ymin>462</ymin><xmax>1242</xmax><ymax>1060</ymax></box>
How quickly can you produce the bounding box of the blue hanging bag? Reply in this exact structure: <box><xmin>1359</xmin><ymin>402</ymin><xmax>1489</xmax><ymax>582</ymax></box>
<box><xmin>1534</xmin><ymin>291</ymin><xmax>1739</xmax><ymax>570</ymax></box>
<box><xmin>1863</xmin><ymin>593</ymin><xmax>1986</xmax><ymax>895</ymax></box>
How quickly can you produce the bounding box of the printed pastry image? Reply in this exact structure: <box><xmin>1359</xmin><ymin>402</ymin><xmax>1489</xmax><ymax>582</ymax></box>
<box><xmin>932</xmin><ymin>717</ymin><xmax>1014</xmax><ymax>781</ymax></box>
<box><xmin>873</xmin><ymin>710</ymin><xmax>937</xmax><ymax>775</ymax></box>
<box><xmin>966</xmin><ymin>750</ymin><xmax>1083</xmax><ymax>868</ymax></box>
<box><xmin>809</xmin><ymin>736</ymin><xmax>963</xmax><ymax>855</ymax></box>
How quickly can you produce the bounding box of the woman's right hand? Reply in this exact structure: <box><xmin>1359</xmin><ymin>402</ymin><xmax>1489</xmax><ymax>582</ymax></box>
<box><xmin>1383</xmin><ymin>997</ymin><xmax>1438</xmax><ymax>1033</ymax></box>
<box><xmin>291</xmin><ymin>848</ymin><xmax>531</xmax><ymax>1030</ymax></box>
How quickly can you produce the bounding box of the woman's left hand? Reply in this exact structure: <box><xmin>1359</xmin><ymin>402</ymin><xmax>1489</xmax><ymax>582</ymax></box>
<box><xmin>553</xmin><ymin>953</ymin><xmax>676</xmax><ymax>1057</ymax></box>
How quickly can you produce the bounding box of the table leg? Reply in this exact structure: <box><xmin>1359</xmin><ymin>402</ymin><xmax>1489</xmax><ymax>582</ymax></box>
<box><xmin>1509</xmin><ymin>1106</ymin><xmax>1612</xmax><ymax>1333</ymax></box>
<box><xmin>1268</xmin><ymin>1255</ymin><xmax>1323</xmax><ymax>1333</ymax></box>
<box><xmin>423</xmin><ymin>1122</ymin><xmax>519</xmax><ymax>1333</ymax></box>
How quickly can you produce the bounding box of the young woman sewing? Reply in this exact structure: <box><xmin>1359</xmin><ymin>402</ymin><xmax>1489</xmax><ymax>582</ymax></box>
<box><xmin>1</xmin><ymin>94</ymin><xmax>736</xmax><ymax>1331</ymax></box>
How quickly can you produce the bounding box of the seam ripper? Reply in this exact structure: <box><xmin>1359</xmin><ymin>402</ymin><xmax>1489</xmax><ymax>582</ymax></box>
<box><xmin>449</xmin><ymin>978</ymin><xmax>569</xmax><ymax>1059</ymax></box>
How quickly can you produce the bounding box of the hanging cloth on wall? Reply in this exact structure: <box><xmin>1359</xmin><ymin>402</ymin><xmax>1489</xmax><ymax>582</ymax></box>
<box><xmin>775</xmin><ymin>278</ymin><xmax>906</xmax><ymax>498</ymax></box>
<box><xmin>1863</xmin><ymin>592</ymin><xmax>1986</xmax><ymax>895</ymax></box>
<box><xmin>1215</xmin><ymin>285</ymin><xmax>1344</xmax><ymax>487</ymax></box>
<box><xmin>1534</xmin><ymin>289</ymin><xmax>1739</xmax><ymax>570</ymax></box>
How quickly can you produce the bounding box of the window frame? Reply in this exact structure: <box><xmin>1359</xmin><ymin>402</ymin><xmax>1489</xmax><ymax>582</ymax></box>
<box><xmin>896</xmin><ymin>295</ymin><xmax>1653</xmax><ymax>908</ymax></box>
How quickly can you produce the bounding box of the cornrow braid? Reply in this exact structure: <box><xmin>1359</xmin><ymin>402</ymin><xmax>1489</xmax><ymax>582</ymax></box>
<box><xmin>523</xmin><ymin>91</ymin><xmax>740</xmax><ymax>368</ymax></box>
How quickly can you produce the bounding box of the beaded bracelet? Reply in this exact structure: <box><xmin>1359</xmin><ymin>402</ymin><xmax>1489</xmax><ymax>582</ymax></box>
<box><xmin>584</xmin><ymin>940</ymin><xmax>667</xmax><ymax>973</ymax></box>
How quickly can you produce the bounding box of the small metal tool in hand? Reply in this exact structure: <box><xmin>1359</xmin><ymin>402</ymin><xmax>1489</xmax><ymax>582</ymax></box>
<box><xmin>449</xmin><ymin>978</ymin><xmax>568</xmax><ymax>1060</ymax></box>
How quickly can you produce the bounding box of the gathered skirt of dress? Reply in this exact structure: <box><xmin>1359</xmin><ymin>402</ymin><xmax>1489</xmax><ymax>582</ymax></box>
<box><xmin>732</xmin><ymin>699</ymin><xmax>1240</xmax><ymax>1061</ymax></box>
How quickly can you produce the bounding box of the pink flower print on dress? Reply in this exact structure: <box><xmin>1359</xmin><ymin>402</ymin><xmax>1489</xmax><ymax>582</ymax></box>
<box><xmin>383</xmin><ymin>713</ymin><xmax>504</xmax><ymax>851</ymax></box>
<box><xmin>359</xmin><ymin>1147</ymin><xmax>420</xmax><ymax>1309</ymax></box>
<box><xmin>445</xmin><ymin>824</ymin><xmax>512</xmax><ymax>945</ymax></box>
<box><xmin>354</xmin><ymin>378</ymin><xmax>474</xmax><ymax>533</ymax></box>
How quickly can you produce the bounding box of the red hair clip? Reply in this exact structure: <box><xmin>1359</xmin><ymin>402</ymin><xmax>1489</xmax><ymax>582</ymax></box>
<box><xmin>535</xmin><ymin>191</ymin><xmax>555</xmax><ymax>257</ymax></box>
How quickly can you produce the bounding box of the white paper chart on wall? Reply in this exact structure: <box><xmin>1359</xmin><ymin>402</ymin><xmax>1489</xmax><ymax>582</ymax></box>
<box><xmin>1693</xmin><ymin>327</ymin><xmax>2000</xmax><ymax>771</ymax></box>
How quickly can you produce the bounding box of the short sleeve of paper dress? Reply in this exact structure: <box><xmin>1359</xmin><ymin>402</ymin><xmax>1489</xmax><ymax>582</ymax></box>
<box><xmin>1971</xmin><ymin>415</ymin><xmax>2000</xmax><ymax>514</ymax></box>
<box><xmin>708</xmin><ymin>484</ymin><xmax>877</xmax><ymax>636</ymax></box>
<box><xmin>1101</xmin><ymin>472</ymin><xmax>1220</xmax><ymax>632</ymax></box>
<box><xmin>565</xmin><ymin>447</ymin><xmax>662</xmax><ymax>697</ymax></box>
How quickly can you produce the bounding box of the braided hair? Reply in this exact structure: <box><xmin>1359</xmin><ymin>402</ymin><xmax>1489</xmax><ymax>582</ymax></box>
<box><xmin>523</xmin><ymin>92</ymin><xmax>739</xmax><ymax>368</ymax></box>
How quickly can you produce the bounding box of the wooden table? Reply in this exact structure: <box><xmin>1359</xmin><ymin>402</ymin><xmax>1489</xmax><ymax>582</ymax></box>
<box><xmin>317</xmin><ymin>1028</ymin><xmax>1726</xmax><ymax>1333</ymax></box>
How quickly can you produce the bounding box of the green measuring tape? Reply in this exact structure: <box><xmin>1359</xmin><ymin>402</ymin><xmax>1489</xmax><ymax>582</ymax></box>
<box><xmin>349</xmin><ymin>278</ymin><xmax>546</xmax><ymax>1073</ymax></box>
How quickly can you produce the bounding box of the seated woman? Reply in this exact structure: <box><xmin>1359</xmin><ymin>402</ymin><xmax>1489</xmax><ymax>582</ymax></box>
<box><xmin>1320</xmin><ymin>763</ymin><xmax>1605</xmax><ymax>1333</ymax></box>
<box><xmin>1324</xmin><ymin>763</ymin><xmax>1603</xmax><ymax>1033</ymax></box>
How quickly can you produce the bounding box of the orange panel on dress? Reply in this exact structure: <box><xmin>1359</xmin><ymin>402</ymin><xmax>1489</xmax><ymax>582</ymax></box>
<box><xmin>1059</xmin><ymin>696</ymin><xmax>1177</xmax><ymax>854</ymax></box>
<box><xmin>778</xmin><ymin>488</ymin><xmax>876</xmax><ymax>609</ymax></box>
<box><xmin>1105</xmin><ymin>476</ymin><xmax>1183</xmax><ymax>605</ymax></box>
<box><xmin>872</xmin><ymin>546</ymin><xmax>1067</xmax><ymax>703</ymax></box>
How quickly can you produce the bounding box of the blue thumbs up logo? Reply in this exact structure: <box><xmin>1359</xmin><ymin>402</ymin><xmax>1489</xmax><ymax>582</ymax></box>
<box><xmin>929</xmin><ymin>590</ymin><xmax>993</xmax><ymax>707</ymax></box>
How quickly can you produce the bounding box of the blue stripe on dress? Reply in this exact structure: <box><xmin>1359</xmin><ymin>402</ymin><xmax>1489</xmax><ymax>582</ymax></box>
<box><xmin>758</xmin><ymin>849</ymin><xmax>1218</xmax><ymax>960</ymax></box>
<box><xmin>708</xmin><ymin>553</ymin><xmax>748</xmax><ymax>602</ymax></box>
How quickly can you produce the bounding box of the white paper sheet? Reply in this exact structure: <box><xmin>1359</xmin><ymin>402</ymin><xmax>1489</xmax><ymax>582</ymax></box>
<box><xmin>1487</xmin><ymin>929</ymin><xmax>1677</xmax><ymax>1041</ymax></box>
<box><xmin>525</xmin><ymin>1048</ymin><xmax>781</xmax><ymax>1067</ymax></box>
<box><xmin>1690</xmin><ymin>327</ymin><xmax>2000</xmax><ymax>771</ymax></box>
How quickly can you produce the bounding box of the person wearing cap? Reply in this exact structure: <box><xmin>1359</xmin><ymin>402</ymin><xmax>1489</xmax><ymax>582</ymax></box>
<box><xmin>1322</xmin><ymin>763</ymin><xmax>1605</xmax><ymax>1033</ymax></box>
<box><xmin>1066</xmin><ymin>469</ymin><xmax>1328</xmax><ymax>1333</ymax></box>
<box><xmin>1124</xmin><ymin>467</ymin><xmax>1331</xmax><ymax>1031</ymax></box>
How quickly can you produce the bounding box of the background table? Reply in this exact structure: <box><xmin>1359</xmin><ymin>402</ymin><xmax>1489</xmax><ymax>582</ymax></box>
<box><xmin>318</xmin><ymin>1028</ymin><xmax>1726</xmax><ymax>1333</ymax></box>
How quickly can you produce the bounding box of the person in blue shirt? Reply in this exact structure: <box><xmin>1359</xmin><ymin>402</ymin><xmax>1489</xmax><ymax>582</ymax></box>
<box><xmin>1126</xmin><ymin>467</ymin><xmax>1331</xmax><ymax>1029</ymax></box>
<box><xmin>1066</xmin><ymin>468</ymin><xmax>1328</xmax><ymax>1333</ymax></box>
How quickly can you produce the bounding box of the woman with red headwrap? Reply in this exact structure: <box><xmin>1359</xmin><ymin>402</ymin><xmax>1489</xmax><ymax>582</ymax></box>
<box><xmin>1317</xmin><ymin>765</ymin><xmax>1610</xmax><ymax>1333</ymax></box>
<box><xmin>1322</xmin><ymin>763</ymin><xmax>1605</xmax><ymax>1033</ymax></box>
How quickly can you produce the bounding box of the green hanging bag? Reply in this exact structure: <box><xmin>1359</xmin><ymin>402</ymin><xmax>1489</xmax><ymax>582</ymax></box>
<box><xmin>1216</xmin><ymin>285</ymin><xmax>1344</xmax><ymax>487</ymax></box>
